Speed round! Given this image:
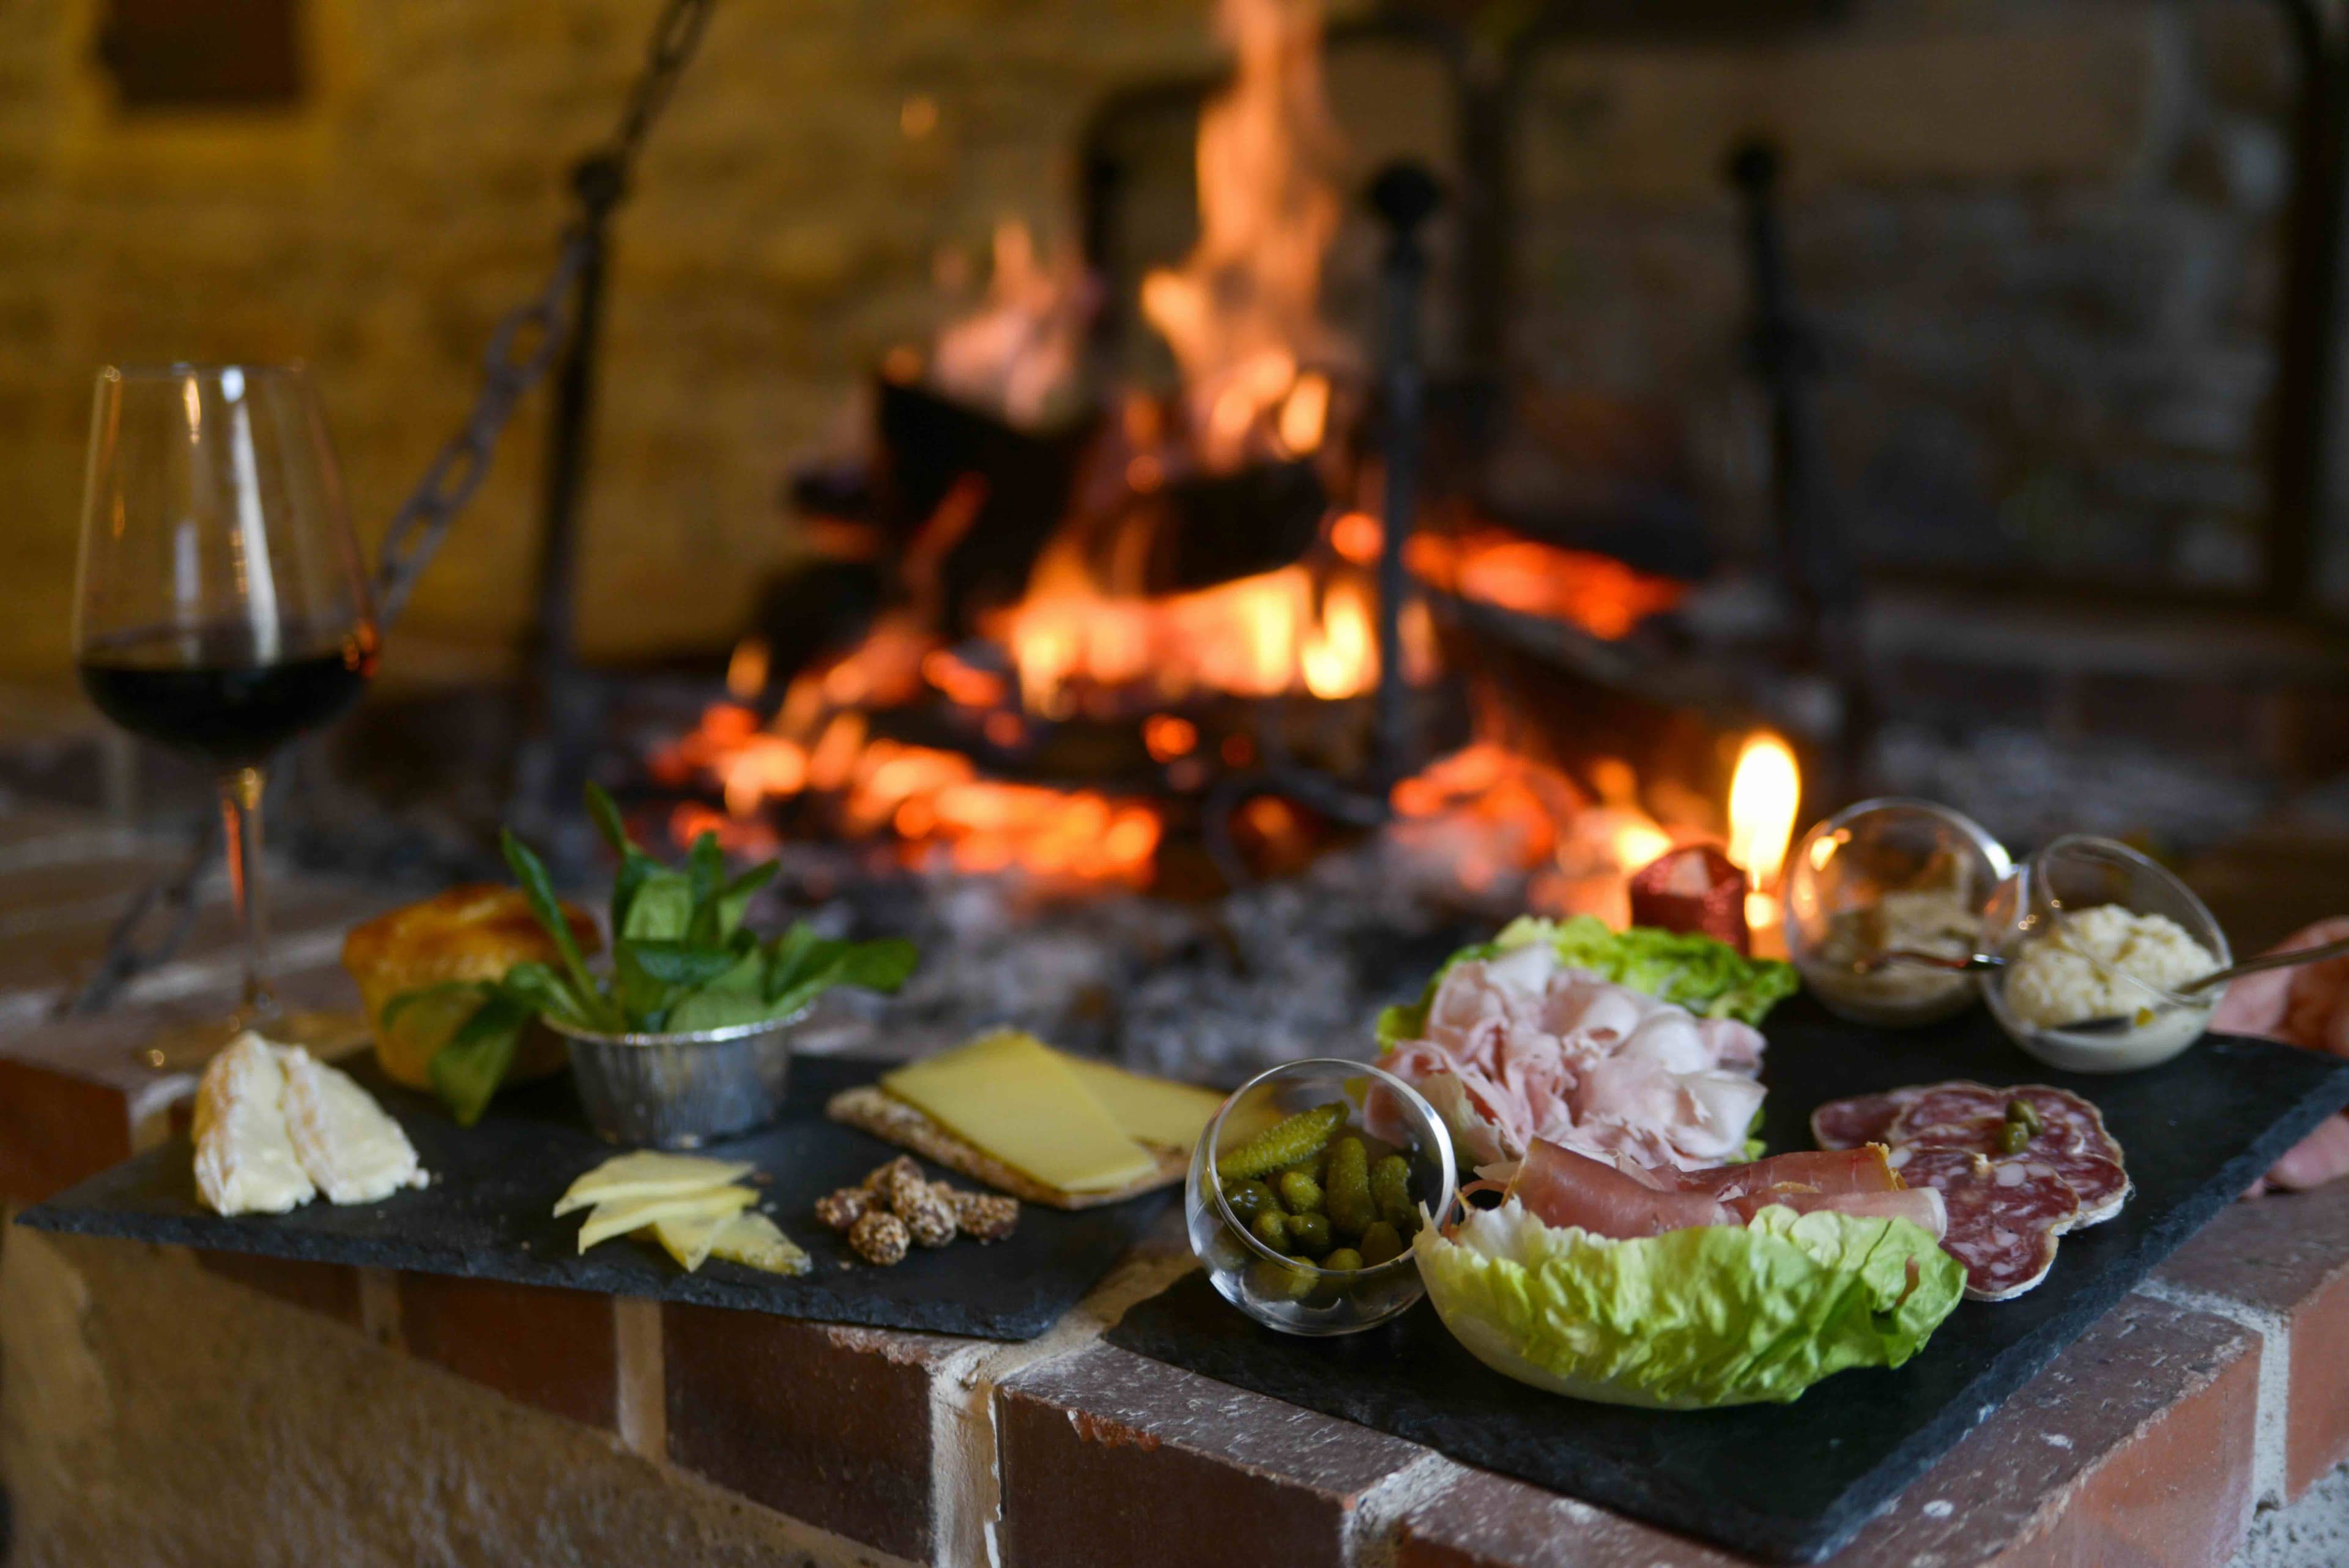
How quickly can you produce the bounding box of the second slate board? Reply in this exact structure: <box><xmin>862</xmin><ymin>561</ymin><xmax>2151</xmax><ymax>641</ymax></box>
<box><xmin>24</xmin><ymin>1053</ymin><xmax>1168</xmax><ymax>1341</ymax></box>
<box><xmin>1108</xmin><ymin>1001</ymin><xmax>2349</xmax><ymax>1562</ymax></box>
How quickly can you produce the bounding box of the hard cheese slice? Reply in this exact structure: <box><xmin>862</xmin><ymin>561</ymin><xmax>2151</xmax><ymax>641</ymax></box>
<box><xmin>553</xmin><ymin>1152</ymin><xmax>757</xmax><ymax>1217</ymax></box>
<box><xmin>881</xmin><ymin>1030</ymin><xmax>1157</xmax><ymax>1194</ymax></box>
<box><xmin>1059</xmin><ymin>1056</ymin><xmax>1225</xmax><ymax>1151</ymax></box>
<box><xmin>707</xmin><ymin>1213</ymin><xmax>811</xmax><ymax>1276</ymax></box>
<box><xmin>577</xmin><ymin>1184</ymin><xmax>754</xmax><ymax>1253</ymax></box>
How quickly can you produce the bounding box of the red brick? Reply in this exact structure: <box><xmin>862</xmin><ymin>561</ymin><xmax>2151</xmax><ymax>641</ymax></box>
<box><xmin>1390</xmin><ymin>1295</ymin><xmax>2258</xmax><ymax>1568</ymax></box>
<box><xmin>996</xmin><ymin>1342</ymin><xmax>1431</xmax><ymax>1568</ymax></box>
<box><xmin>663</xmin><ymin>1305</ymin><xmax>957</xmax><ymax>1561</ymax></box>
<box><xmin>0</xmin><ymin>1055</ymin><xmax>130</xmax><ymax>1204</ymax></box>
<box><xmin>195</xmin><ymin>1250</ymin><xmax>362</xmax><ymax>1327</ymax></box>
<box><xmin>2157</xmin><ymin>1176</ymin><xmax>2349</xmax><ymax>1499</ymax></box>
<box><xmin>397</xmin><ymin>1273</ymin><xmax>616</xmax><ymax>1430</ymax></box>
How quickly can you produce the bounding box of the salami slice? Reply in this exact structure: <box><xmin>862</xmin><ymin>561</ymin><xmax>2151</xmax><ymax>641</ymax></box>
<box><xmin>1892</xmin><ymin>1083</ymin><xmax>2121</xmax><ymax>1165</ymax></box>
<box><xmin>1889</xmin><ymin>1145</ymin><xmax>2078</xmax><ymax>1302</ymax></box>
<box><xmin>1809</xmin><ymin>1089</ymin><xmax>1920</xmax><ymax>1152</ymax></box>
<box><xmin>1885</xmin><ymin>1112</ymin><xmax>2134</xmax><ymax>1228</ymax></box>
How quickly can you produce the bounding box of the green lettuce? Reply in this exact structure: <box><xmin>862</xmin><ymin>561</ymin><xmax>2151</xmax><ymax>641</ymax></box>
<box><xmin>1415</xmin><ymin>1201</ymin><xmax>1961</xmax><ymax>1408</ymax></box>
<box><xmin>1376</xmin><ymin>915</ymin><xmax>1797</xmax><ymax>1048</ymax></box>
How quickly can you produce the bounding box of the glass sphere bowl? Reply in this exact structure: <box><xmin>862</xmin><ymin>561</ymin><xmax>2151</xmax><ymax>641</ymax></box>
<box><xmin>1980</xmin><ymin>834</ymin><xmax>2233</xmax><ymax>1073</ymax></box>
<box><xmin>1783</xmin><ymin>797</ymin><xmax>2011</xmax><ymax>1026</ymax></box>
<box><xmin>1186</xmin><ymin>1058</ymin><xmax>1455</xmax><ymax>1336</ymax></box>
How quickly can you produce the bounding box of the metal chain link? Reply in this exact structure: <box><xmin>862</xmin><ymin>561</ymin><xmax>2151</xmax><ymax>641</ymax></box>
<box><xmin>373</xmin><ymin>0</ymin><xmax>718</xmax><ymax>621</ymax></box>
<box><xmin>61</xmin><ymin>0</ymin><xmax>718</xmax><ymax>1017</ymax></box>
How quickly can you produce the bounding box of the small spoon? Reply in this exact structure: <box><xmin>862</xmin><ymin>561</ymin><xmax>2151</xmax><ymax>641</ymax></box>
<box><xmin>1859</xmin><ymin>935</ymin><xmax>2349</xmax><ymax>1033</ymax></box>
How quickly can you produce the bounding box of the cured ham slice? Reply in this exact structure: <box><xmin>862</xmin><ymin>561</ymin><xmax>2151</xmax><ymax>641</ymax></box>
<box><xmin>1505</xmin><ymin>1139</ymin><xmax>1945</xmax><ymax>1243</ymax></box>
<box><xmin>1889</xmin><ymin>1146</ymin><xmax>2079</xmax><ymax>1302</ymax></box>
<box><xmin>1811</xmin><ymin>1079</ymin><xmax>2132</xmax><ymax>1300</ymax></box>
<box><xmin>1373</xmin><ymin>946</ymin><xmax>1767</xmax><ymax>1172</ymax></box>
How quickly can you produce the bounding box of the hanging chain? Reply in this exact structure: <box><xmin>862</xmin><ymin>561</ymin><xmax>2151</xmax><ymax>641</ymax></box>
<box><xmin>61</xmin><ymin>0</ymin><xmax>718</xmax><ymax>1017</ymax></box>
<box><xmin>374</xmin><ymin>0</ymin><xmax>716</xmax><ymax>620</ymax></box>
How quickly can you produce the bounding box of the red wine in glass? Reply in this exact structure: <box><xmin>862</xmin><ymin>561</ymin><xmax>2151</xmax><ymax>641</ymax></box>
<box><xmin>73</xmin><ymin>364</ymin><xmax>380</xmax><ymax>1069</ymax></box>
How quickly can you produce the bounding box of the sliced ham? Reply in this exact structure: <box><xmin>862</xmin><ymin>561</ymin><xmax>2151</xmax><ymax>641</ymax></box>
<box><xmin>1373</xmin><ymin>945</ymin><xmax>1767</xmax><ymax>1172</ymax></box>
<box><xmin>1502</xmin><ymin>1139</ymin><xmax>1945</xmax><ymax>1243</ymax></box>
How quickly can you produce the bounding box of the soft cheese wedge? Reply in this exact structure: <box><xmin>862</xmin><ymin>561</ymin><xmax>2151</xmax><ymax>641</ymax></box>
<box><xmin>552</xmin><ymin>1152</ymin><xmax>758</xmax><ymax>1217</ymax></box>
<box><xmin>279</xmin><ymin>1047</ymin><xmax>429</xmax><ymax>1205</ymax></box>
<box><xmin>880</xmin><ymin>1030</ymin><xmax>1157</xmax><ymax>1193</ymax></box>
<box><xmin>193</xmin><ymin>1031</ymin><xmax>317</xmax><ymax>1217</ymax></box>
<box><xmin>1059</xmin><ymin>1056</ymin><xmax>1225</xmax><ymax>1150</ymax></box>
<box><xmin>577</xmin><ymin>1183</ymin><xmax>754</xmax><ymax>1254</ymax></box>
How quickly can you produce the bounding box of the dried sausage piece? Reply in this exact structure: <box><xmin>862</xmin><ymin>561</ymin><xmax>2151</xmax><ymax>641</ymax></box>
<box><xmin>1810</xmin><ymin>1089</ymin><xmax>1920</xmax><ymax>1152</ymax></box>
<box><xmin>1892</xmin><ymin>1083</ymin><xmax>2121</xmax><ymax>1166</ymax></box>
<box><xmin>1889</xmin><ymin>1146</ymin><xmax>2079</xmax><ymax>1302</ymax></box>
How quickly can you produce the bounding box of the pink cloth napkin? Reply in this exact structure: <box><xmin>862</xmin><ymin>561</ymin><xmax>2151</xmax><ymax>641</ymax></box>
<box><xmin>2210</xmin><ymin>917</ymin><xmax>2349</xmax><ymax>1192</ymax></box>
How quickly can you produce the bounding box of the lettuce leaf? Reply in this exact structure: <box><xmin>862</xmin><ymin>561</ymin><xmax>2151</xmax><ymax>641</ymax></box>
<box><xmin>1415</xmin><ymin>1200</ymin><xmax>1962</xmax><ymax>1408</ymax></box>
<box><xmin>1376</xmin><ymin>915</ymin><xmax>1798</xmax><ymax>1047</ymax></box>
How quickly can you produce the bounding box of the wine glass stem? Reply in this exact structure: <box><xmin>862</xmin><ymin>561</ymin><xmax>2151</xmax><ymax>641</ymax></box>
<box><xmin>220</xmin><ymin>765</ymin><xmax>278</xmax><ymax>1022</ymax></box>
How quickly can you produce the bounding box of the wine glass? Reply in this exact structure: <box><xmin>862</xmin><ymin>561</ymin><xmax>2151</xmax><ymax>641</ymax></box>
<box><xmin>73</xmin><ymin>364</ymin><xmax>379</xmax><ymax>1069</ymax></box>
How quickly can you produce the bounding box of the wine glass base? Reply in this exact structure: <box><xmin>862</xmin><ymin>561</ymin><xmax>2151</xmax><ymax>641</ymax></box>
<box><xmin>135</xmin><ymin>1008</ymin><xmax>373</xmax><ymax>1074</ymax></box>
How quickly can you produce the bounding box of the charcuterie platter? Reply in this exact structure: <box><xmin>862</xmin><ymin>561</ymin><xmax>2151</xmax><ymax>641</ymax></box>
<box><xmin>1108</xmin><ymin>995</ymin><xmax>2349</xmax><ymax>1563</ymax></box>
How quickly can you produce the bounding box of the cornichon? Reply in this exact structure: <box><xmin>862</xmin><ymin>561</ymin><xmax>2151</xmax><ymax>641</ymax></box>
<box><xmin>1287</xmin><ymin>1212</ymin><xmax>1333</xmax><ymax>1257</ymax></box>
<box><xmin>1219</xmin><ymin>1102</ymin><xmax>1348</xmax><ymax>1180</ymax></box>
<box><xmin>1321</xmin><ymin>1247</ymin><xmax>1365</xmax><ymax>1273</ymax></box>
<box><xmin>1277</xmin><ymin>1171</ymin><xmax>1325</xmax><ymax>1215</ymax></box>
<box><xmin>1223</xmin><ymin>1178</ymin><xmax>1278</xmax><ymax>1226</ymax></box>
<box><xmin>1325</xmin><ymin>1136</ymin><xmax>1375</xmax><ymax>1237</ymax></box>
<box><xmin>1250</xmin><ymin>1209</ymin><xmax>1290</xmax><ymax>1251</ymax></box>
<box><xmin>1370</xmin><ymin>1153</ymin><xmax>1415</xmax><ymax>1233</ymax></box>
<box><xmin>1358</xmin><ymin>1220</ymin><xmax>1404</xmax><ymax>1266</ymax></box>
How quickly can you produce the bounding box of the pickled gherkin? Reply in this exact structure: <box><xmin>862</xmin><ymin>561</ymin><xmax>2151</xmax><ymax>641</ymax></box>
<box><xmin>1324</xmin><ymin>1136</ymin><xmax>1375</xmax><ymax>1238</ymax></box>
<box><xmin>1321</xmin><ymin>1247</ymin><xmax>1365</xmax><ymax>1273</ymax></box>
<box><xmin>1357</xmin><ymin>1220</ymin><xmax>1404</xmax><ymax>1266</ymax></box>
<box><xmin>1219</xmin><ymin>1102</ymin><xmax>1347</xmax><ymax>1180</ymax></box>
<box><xmin>1286</xmin><ymin>1211</ymin><xmax>1333</xmax><ymax>1257</ymax></box>
<box><xmin>1276</xmin><ymin>1171</ymin><xmax>1324</xmax><ymax>1215</ymax></box>
<box><xmin>1250</xmin><ymin>1209</ymin><xmax>1290</xmax><ymax>1252</ymax></box>
<box><xmin>1223</xmin><ymin>1178</ymin><xmax>1278</xmax><ymax>1225</ymax></box>
<box><xmin>1248</xmin><ymin>1255</ymin><xmax>1316</xmax><ymax>1301</ymax></box>
<box><xmin>1370</xmin><ymin>1154</ymin><xmax>1416</xmax><ymax>1233</ymax></box>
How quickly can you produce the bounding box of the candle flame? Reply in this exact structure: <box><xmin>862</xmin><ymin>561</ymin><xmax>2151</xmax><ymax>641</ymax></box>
<box><xmin>1727</xmin><ymin>731</ymin><xmax>1800</xmax><ymax>894</ymax></box>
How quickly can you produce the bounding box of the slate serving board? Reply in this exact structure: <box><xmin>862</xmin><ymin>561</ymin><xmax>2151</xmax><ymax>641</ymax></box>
<box><xmin>1107</xmin><ymin>1001</ymin><xmax>2349</xmax><ymax>1562</ymax></box>
<box><xmin>22</xmin><ymin>1053</ymin><xmax>1168</xmax><ymax>1341</ymax></box>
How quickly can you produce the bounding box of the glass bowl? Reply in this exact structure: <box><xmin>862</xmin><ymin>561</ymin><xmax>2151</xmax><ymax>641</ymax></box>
<box><xmin>1186</xmin><ymin>1058</ymin><xmax>1454</xmax><ymax>1337</ymax></box>
<box><xmin>1783</xmin><ymin>798</ymin><xmax>2011</xmax><ymax>1026</ymax></box>
<box><xmin>1980</xmin><ymin>834</ymin><xmax>2233</xmax><ymax>1073</ymax></box>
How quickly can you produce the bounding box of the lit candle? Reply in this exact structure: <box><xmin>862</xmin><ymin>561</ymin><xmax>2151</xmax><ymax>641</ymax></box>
<box><xmin>1727</xmin><ymin>732</ymin><xmax>1800</xmax><ymax>959</ymax></box>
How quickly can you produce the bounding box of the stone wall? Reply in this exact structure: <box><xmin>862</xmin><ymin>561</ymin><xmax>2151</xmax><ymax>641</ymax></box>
<box><xmin>0</xmin><ymin>0</ymin><xmax>2330</xmax><ymax>693</ymax></box>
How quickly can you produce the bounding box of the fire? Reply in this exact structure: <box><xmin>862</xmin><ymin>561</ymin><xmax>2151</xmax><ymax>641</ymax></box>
<box><xmin>1140</xmin><ymin>0</ymin><xmax>1349</xmax><ymax>470</ymax></box>
<box><xmin>1727</xmin><ymin>731</ymin><xmax>1801</xmax><ymax>937</ymax></box>
<box><xmin>927</xmin><ymin>220</ymin><xmax>1092</xmax><ymax>429</ymax></box>
<box><xmin>1406</xmin><ymin>531</ymin><xmax>1687</xmax><ymax>642</ymax></box>
<box><xmin>994</xmin><ymin>552</ymin><xmax>1383</xmax><ymax>717</ymax></box>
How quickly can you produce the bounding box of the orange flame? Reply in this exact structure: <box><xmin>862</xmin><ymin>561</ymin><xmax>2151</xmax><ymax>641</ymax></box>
<box><xmin>1727</xmin><ymin>730</ymin><xmax>1801</xmax><ymax>937</ymax></box>
<box><xmin>1406</xmin><ymin>531</ymin><xmax>1685</xmax><ymax>642</ymax></box>
<box><xmin>929</xmin><ymin>220</ymin><xmax>1090</xmax><ymax>429</ymax></box>
<box><xmin>1140</xmin><ymin>0</ymin><xmax>1349</xmax><ymax>470</ymax></box>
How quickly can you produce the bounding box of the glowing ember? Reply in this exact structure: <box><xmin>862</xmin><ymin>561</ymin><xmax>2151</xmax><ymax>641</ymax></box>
<box><xmin>1406</xmin><ymin>530</ymin><xmax>1686</xmax><ymax>642</ymax></box>
<box><xmin>1140</xmin><ymin>0</ymin><xmax>1350</xmax><ymax>470</ymax></box>
<box><xmin>1727</xmin><ymin>730</ymin><xmax>1801</xmax><ymax>937</ymax></box>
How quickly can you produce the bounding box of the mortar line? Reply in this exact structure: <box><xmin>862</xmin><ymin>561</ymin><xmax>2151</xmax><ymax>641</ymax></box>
<box><xmin>614</xmin><ymin>1296</ymin><xmax>667</xmax><ymax>1460</ymax></box>
<box><xmin>2137</xmin><ymin>1278</ymin><xmax>2291</xmax><ymax>1507</ymax></box>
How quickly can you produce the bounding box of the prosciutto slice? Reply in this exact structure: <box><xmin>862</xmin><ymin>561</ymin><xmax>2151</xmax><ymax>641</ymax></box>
<box><xmin>1374</xmin><ymin>943</ymin><xmax>1767</xmax><ymax>1172</ymax></box>
<box><xmin>1504</xmin><ymin>1139</ymin><xmax>1946</xmax><ymax>1242</ymax></box>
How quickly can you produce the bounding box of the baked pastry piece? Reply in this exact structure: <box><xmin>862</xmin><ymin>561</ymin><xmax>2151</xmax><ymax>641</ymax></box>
<box><xmin>341</xmin><ymin>885</ymin><xmax>601</xmax><ymax>1090</ymax></box>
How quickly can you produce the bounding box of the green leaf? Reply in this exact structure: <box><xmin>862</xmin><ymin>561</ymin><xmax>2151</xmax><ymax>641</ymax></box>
<box><xmin>685</xmin><ymin>831</ymin><xmax>725</xmax><ymax>945</ymax></box>
<box><xmin>625</xmin><ymin>940</ymin><xmax>744</xmax><ymax>989</ymax></box>
<box><xmin>718</xmin><ymin>861</ymin><xmax>779</xmax><ymax>937</ymax></box>
<box><xmin>760</xmin><ymin>927</ymin><xmax>919</xmax><ymax>1020</ymax></box>
<box><xmin>622</xmin><ymin>869</ymin><xmax>693</xmax><ymax>943</ymax></box>
<box><xmin>499</xmin><ymin>829</ymin><xmax>615</xmax><ymax>1030</ymax></box>
<box><xmin>494</xmin><ymin>961</ymin><xmax>594</xmax><ymax>1031</ymax></box>
<box><xmin>1415</xmin><ymin>1202</ymin><xmax>1963</xmax><ymax>1409</ymax></box>
<box><xmin>663</xmin><ymin>984</ymin><xmax>782</xmax><ymax>1034</ymax></box>
<box><xmin>584</xmin><ymin>782</ymin><xmax>636</xmax><ymax>855</ymax></box>
<box><xmin>381</xmin><ymin>979</ymin><xmax>497</xmax><ymax>1030</ymax></box>
<box><xmin>427</xmin><ymin>993</ymin><xmax>533</xmax><ymax>1127</ymax></box>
